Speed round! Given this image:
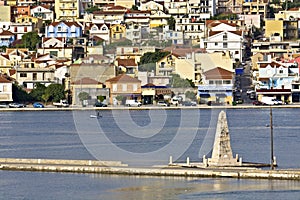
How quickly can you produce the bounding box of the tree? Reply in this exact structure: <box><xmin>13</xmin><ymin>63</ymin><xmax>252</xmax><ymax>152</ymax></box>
<box><xmin>30</xmin><ymin>83</ymin><xmax>46</xmax><ymax>101</ymax></box>
<box><xmin>16</xmin><ymin>31</ymin><xmax>40</xmax><ymax>51</ymax></box>
<box><xmin>44</xmin><ymin>84</ymin><xmax>65</xmax><ymax>102</ymax></box>
<box><xmin>185</xmin><ymin>90</ymin><xmax>197</xmax><ymax>100</ymax></box>
<box><xmin>167</xmin><ymin>16</ymin><xmax>176</xmax><ymax>30</ymax></box>
<box><xmin>170</xmin><ymin>74</ymin><xmax>193</xmax><ymax>88</ymax></box>
<box><xmin>139</xmin><ymin>51</ymin><xmax>170</xmax><ymax>71</ymax></box>
<box><xmin>78</xmin><ymin>91</ymin><xmax>89</xmax><ymax>102</ymax></box>
<box><xmin>12</xmin><ymin>84</ymin><xmax>32</xmax><ymax>103</ymax></box>
<box><xmin>85</xmin><ymin>6</ymin><xmax>100</xmax><ymax>13</ymax></box>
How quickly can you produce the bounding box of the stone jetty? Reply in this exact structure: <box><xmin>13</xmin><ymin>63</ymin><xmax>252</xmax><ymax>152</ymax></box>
<box><xmin>0</xmin><ymin>158</ymin><xmax>300</xmax><ymax>180</ymax></box>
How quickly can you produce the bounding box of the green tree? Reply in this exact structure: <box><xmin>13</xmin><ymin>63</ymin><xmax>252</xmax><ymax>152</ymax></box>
<box><xmin>171</xmin><ymin>74</ymin><xmax>193</xmax><ymax>88</ymax></box>
<box><xmin>30</xmin><ymin>83</ymin><xmax>46</xmax><ymax>101</ymax></box>
<box><xmin>78</xmin><ymin>91</ymin><xmax>89</xmax><ymax>102</ymax></box>
<box><xmin>167</xmin><ymin>16</ymin><xmax>176</xmax><ymax>30</ymax></box>
<box><xmin>185</xmin><ymin>90</ymin><xmax>196</xmax><ymax>100</ymax></box>
<box><xmin>16</xmin><ymin>31</ymin><xmax>40</xmax><ymax>51</ymax></box>
<box><xmin>12</xmin><ymin>84</ymin><xmax>32</xmax><ymax>103</ymax></box>
<box><xmin>139</xmin><ymin>51</ymin><xmax>170</xmax><ymax>71</ymax></box>
<box><xmin>44</xmin><ymin>83</ymin><xmax>65</xmax><ymax>102</ymax></box>
<box><xmin>85</xmin><ymin>6</ymin><xmax>100</xmax><ymax>13</ymax></box>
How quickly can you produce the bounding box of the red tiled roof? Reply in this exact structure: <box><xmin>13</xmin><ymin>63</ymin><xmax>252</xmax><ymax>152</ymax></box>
<box><xmin>259</xmin><ymin>62</ymin><xmax>283</xmax><ymax>68</ymax></box>
<box><xmin>72</xmin><ymin>77</ymin><xmax>102</xmax><ymax>85</ymax></box>
<box><xmin>117</xmin><ymin>58</ymin><xmax>137</xmax><ymax>66</ymax></box>
<box><xmin>9</xmin><ymin>69</ymin><xmax>16</xmax><ymax>76</ymax></box>
<box><xmin>49</xmin><ymin>21</ymin><xmax>81</xmax><ymax>27</ymax></box>
<box><xmin>203</xmin><ymin>67</ymin><xmax>233</xmax><ymax>80</ymax></box>
<box><xmin>0</xmin><ymin>76</ymin><xmax>11</xmax><ymax>83</ymax></box>
<box><xmin>0</xmin><ymin>30</ymin><xmax>14</xmax><ymax>36</ymax></box>
<box><xmin>106</xmin><ymin>74</ymin><xmax>140</xmax><ymax>83</ymax></box>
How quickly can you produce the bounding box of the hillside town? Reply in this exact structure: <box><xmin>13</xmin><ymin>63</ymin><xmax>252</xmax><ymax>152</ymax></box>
<box><xmin>0</xmin><ymin>0</ymin><xmax>299</xmax><ymax>107</ymax></box>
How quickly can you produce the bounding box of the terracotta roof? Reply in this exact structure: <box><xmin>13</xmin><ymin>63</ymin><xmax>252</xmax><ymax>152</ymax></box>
<box><xmin>106</xmin><ymin>74</ymin><xmax>140</xmax><ymax>83</ymax></box>
<box><xmin>209</xmin><ymin>30</ymin><xmax>242</xmax><ymax>37</ymax></box>
<box><xmin>72</xmin><ymin>77</ymin><xmax>102</xmax><ymax>85</ymax></box>
<box><xmin>203</xmin><ymin>67</ymin><xmax>233</xmax><ymax>80</ymax></box>
<box><xmin>0</xmin><ymin>30</ymin><xmax>14</xmax><ymax>36</ymax></box>
<box><xmin>9</xmin><ymin>69</ymin><xmax>16</xmax><ymax>76</ymax></box>
<box><xmin>0</xmin><ymin>76</ymin><xmax>11</xmax><ymax>83</ymax></box>
<box><xmin>259</xmin><ymin>62</ymin><xmax>283</xmax><ymax>68</ymax></box>
<box><xmin>163</xmin><ymin>47</ymin><xmax>205</xmax><ymax>57</ymax></box>
<box><xmin>49</xmin><ymin>21</ymin><xmax>81</xmax><ymax>28</ymax></box>
<box><xmin>117</xmin><ymin>58</ymin><xmax>137</xmax><ymax>66</ymax></box>
<box><xmin>42</xmin><ymin>37</ymin><xmax>65</xmax><ymax>43</ymax></box>
<box><xmin>0</xmin><ymin>54</ymin><xmax>9</xmax><ymax>60</ymax></box>
<box><xmin>206</xmin><ymin>20</ymin><xmax>237</xmax><ymax>28</ymax></box>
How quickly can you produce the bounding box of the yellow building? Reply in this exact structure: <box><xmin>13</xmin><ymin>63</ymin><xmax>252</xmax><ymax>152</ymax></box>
<box><xmin>265</xmin><ymin>20</ymin><xmax>283</xmax><ymax>38</ymax></box>
<box><xmin>15</xmin><ymin>16</ymin><xmax>43</xmax><ymax>32</ymax></box>
<box><xmin>150</xmin><ymin>11</ymin><xmax>170</xmax><ymax>28</ymax></box>
<box><xmin>6</xmin><ymin>0</ymin><xmax>16</xmax><ymax>6</ymax></box>
<box><xmin>54</xmin><ymin>0</ymin><xmax>80</xmax><ymax>21</ymax></box>
<box><xmin>115</xmin><ymin>0</ymin><xmax>135</xmax><ymax>9</ymax></box>
<box><xmin>0</xmin><ymin>5</ymin><xmax>11</xmax><ymax>21</ymax></box>
<box><xmin>110</xmin><ymin>24</ymin><xmax>126</xmax><ymax>43</ymax></box>
<box><xmin>0</xmin><ymin>54</ymin><xmax>13</xmax><ymax>75</ymax></box>
<box><xmin>156</xmin><ymin>54</ymin><xmax>177</xmax><ymax>76</ymax></box>
<box><xmin>242</xmin><ymin>1</ymin><xmax>268</xmax><ymax>19</ymax></box>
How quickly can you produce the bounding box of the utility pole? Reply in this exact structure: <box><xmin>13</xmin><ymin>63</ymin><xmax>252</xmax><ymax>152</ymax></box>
<box><xmin>270</xmin><ymin>106</ymin><xmax>274</xmax><ymax>170</ymax></box>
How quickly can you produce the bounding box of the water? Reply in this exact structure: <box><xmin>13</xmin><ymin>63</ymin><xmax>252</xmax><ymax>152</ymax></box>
<box><xmin>0</xmin><ymin>108</ymin><xmax>300</xmax><ymax>199</ymax></box>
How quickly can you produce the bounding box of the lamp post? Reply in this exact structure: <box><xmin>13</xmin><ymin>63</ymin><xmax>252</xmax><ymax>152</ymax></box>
<box><xmin>270</xmin><ymin>105</ymin><xmax>275</xmax><ymax>170</ymax></box>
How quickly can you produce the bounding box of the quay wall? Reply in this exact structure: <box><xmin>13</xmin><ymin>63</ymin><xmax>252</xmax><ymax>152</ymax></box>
<box><xmin>1</xmin><ymin>158</ymin><xmax>300</xmax><ymax>180</ymax></box>
<box><xmin>2</xmin><ymin>104</ymin><xmax>300</xmax><ymax>112</ymax></box>
<box><xmin>0</xmin><ymin>158</ymin><xmax>128</xmax><ymax>167</ymax></box>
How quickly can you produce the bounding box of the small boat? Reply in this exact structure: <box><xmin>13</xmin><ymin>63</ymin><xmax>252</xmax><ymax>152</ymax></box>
<box><xmin>90</xmin><ymin>112</ymin><xmax>102</xmax><ymax>118</ymax></box>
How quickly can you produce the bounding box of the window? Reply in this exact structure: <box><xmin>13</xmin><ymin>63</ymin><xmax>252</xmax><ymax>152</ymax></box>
<box><xmin>133</xmin><ymin>84</ymin><xmax>137</xmax><ymax>92</ymax></box>
<box><xmin>223</xmin><ymin>80</ymin><xmax>231</xmax><ymax>84</ymax></box>
<box><xmin>223</xmin><ymin>42</ymin><xmax>228</xmax><ymax>48</ymax></box>
<box><xmin>122</xmin><ymin>84</ymin><xmax>127</xmax><ymax>92</ymax></box>
<box><xmin>20</xmin><ymin>73</ymin><xmax>27</xmax><ymax>77</ymax></box>
<box><xmin>223</xmin><ymin>33</ymin><xmax>227</xmax><ymax>41</ymax></box>
<box><xmin>112</xmin><ymin>84</ymin><xmax>117</xmax><ymax>92</ymax></box>
<box><xmin>215</xmin><ymin>42</ymin><xmax>218</xmax><ymax>46</ymax></box>
<box><xmin>279</xmin><ymin>69</ymin><xmax>283</xmax><ymax>73</ymax></box>
<box><xmin>209</xmin><ymin>80</ymin><xmax>214</xmax><ymax>84</ymax></box>
<box><xmin>215</xmin><ymin>80</ymin><xmax>222</xmax><ymax>85</ymax></box>
<box><xmin>58</xmin><ymin>26</ymin><xmax>62</xmax><ymax>31</ymax></box>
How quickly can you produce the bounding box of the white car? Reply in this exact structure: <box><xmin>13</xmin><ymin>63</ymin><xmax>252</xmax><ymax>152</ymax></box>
<box><xmin>157</xmin><ymin>101</ymin><xmax>170</xmax><ymax>107</ymax></box>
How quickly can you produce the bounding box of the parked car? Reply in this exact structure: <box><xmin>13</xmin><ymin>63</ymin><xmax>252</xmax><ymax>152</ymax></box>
<box><xmin>125</xmin><ymin>100</ymin><xmax>142</xmax><ymax>107</ymax></box>
<box><xmin>252</xmin><ymin>100</ymin><xmax>263</xmax><ymax>106</ymax></box>
<box><xmin>8</xmin><ymin>103</ymin><xmax>26</xmax><ymax>108</ymax></box>
<box><xmin>157</xmin><ymin>101</ymin><xmax>170</xmax><ymax>107</ymax></box>
<box><xmin>182</xmin><ymin>101</ymin><xmax>197</xmax><ymax>106</ymax></box>
<box><xmin>0</xmin><ymin>103</ymin><xmax>7</xmax><ymax>108</ymax></box>
<box><xmin>94</xmin><ymin>101</ymin><xmax>107</xmax><ymax>107</ymax></box>
<box><xmin>33</xmin><ymin>102</ymin><xmax>44</xmax><ymax>108</ymax></box>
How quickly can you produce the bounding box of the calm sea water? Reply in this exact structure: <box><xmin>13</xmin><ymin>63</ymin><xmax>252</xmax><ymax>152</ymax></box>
<box><xmin>0</xmin><ymin>108</ymin><xmax>300</xmax><ymax>199</ymax></box>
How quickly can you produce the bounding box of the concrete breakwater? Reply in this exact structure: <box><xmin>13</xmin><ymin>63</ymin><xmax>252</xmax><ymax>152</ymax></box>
<box><xmin>1</xmin><ymin>158</ymin><xmax>300</xmax><ymax>180</ymax></box>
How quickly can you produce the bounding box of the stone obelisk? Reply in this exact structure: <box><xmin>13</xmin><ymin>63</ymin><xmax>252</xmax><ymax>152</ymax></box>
<box><xmin>207</xmin><ymin>110</ymin><xmax>241</xmax><ymax>166</ymax></box>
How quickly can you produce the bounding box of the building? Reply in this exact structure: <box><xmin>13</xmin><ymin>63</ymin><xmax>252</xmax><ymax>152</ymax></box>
<box><xmin>71</xmin><ymin>77</ymin><xmax>109</xmax><ymax>105</ymax></box>
<box><xmin>110</xmin><ymin>24</ymin><xmax>126</xmax><ymax>43</ymax></box>
<box><xmin>0</xmin><ymin>30</ymin><xmax>15</xmax><ymax>47</ymax></box>
<box><xmin>46</xmin><ymin>21</ymin><xmax>82</xmax><ymax>39</ymax></box>
<box><xmin>0</xmin><ymin>75</ymin><xmax>13</xmax><ymax>102</ymax></box>
<box><xmin>30</xmin><ymin>5</ymin><xmax>54</xmax><ymax>22</ymax></box>
<box><xmin>198</xmin><ymin>67</ymin><xmax>234</xmax><ymax>104</ymax></box>
<box><xmin>105</xmin><ymin>74</ymin><xmax>141</xmax><ymax>105</ymax></box>
<box><xmin>54</xmin><ymin>0</ymin><xmax>81</xmax><ymax>21</ymax></box>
